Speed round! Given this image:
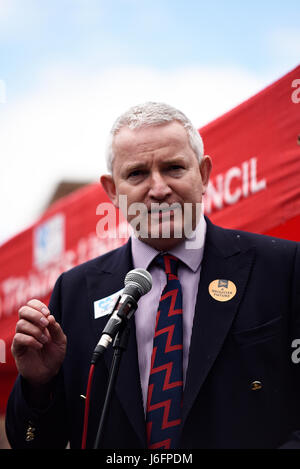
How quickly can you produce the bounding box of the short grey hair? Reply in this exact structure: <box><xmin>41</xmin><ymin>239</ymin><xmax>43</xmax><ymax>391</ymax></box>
<box><xmin>105</xmin><ymin>102</ymin><xmax>204</xmax><ymax>173</ymax></box>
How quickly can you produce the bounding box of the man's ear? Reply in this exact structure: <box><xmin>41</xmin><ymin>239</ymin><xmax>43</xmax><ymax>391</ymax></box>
<box><xmin>100</xmin><ymin>174</ymin><xmax>119</xmax><ymax>208</ymax></box>
<box><xmin>200</xmin><ymin>155</ymin><xmax>212</xmax><ymax>194</ymax></box>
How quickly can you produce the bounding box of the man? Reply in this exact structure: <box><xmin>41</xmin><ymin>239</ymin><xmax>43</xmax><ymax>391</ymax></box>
<box><xmin>6</xmin><ymin>102</ymin><xmax>300</xmax><ymax>449</ymax></box>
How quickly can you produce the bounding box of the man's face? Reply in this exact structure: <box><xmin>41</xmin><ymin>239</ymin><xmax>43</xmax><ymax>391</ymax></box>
<box><xmin>101</xmin><ymin>121</ymin><xmax>212</xmax><ymax>250</ymax></box>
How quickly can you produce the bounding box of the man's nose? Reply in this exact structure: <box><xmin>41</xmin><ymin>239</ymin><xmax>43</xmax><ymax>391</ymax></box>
<box><xmin>148</xmin><ymin>172</ymin><xmax>172</xmax><ymax>200</ymax></box>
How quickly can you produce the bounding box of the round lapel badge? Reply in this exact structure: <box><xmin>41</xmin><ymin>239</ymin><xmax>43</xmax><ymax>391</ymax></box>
<box><xmin>209</xmin><ymin>279</ymin><xmax>237</xmax><ymax>302</ymax></box>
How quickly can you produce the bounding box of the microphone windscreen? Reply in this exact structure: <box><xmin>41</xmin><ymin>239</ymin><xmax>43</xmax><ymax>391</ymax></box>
<box><xmin>124</xmin><ymin>268</ymin><xmax>152</xmax><ymax>296</ymax></box>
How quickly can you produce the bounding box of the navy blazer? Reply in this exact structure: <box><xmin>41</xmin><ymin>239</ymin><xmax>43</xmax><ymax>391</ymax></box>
<box><xmin>6</xmin><ymin>218</ymin><xmax>300</xmax><ymax>448</ymax></box>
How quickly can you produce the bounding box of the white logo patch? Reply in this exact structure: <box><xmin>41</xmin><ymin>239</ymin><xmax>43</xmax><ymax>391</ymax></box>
<box><xmin>94</xmin><ymin>289</ymin><xmax>124</xmax><ymax>319</ymax></box>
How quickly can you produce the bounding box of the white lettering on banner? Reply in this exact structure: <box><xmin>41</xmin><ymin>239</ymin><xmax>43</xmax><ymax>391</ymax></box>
<box><xmin>0</xmin><ymin>232</ymin><xmax>125</xmax><ymax>319</ymax></box>
<box><xmin>250</xmin><ymin>158</ymin><xmax>267</xmax><ymax>193</ymax></box>
<box><xmin>291</xmin><ymin>79</ymin><xmax>300</xmax><ymax>104</ymax></box>
<box><xmin>204</xmin><ymin>157</ymin><xmax>267</xmax><ymax>213</ymax></box>
<box><xmin>0</xmin><ymin>340</ymin><xmax>5</xmax><ymax>363</ymax></box>
<box><xmin>242</xmin><ymin>161</ymin><xmax>249</xmax><ymax>197</ymax></box>
<box><xmin>224</xmin><ymin>166</ymin><xmax>242</xmax><ymax>205</ymax></box>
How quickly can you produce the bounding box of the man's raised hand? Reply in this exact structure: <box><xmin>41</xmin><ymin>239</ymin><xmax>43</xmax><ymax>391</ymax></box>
<box><xmin>12</xmin><ymin>299</ymin><xmax>67</xmax><ymax>386</ymax></box>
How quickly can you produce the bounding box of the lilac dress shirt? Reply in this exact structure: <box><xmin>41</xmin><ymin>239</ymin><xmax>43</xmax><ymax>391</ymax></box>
<box><xmin>131</xmin><ymin>215</ymin><xmax>207</xmax><ymax>413</ymax></box>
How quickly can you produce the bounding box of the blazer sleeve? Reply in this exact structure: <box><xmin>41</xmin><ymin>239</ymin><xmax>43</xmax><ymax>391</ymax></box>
<box><xmin>278</xmin><ymin>242</ymin><xmax>300</xmax><ymax>448</ymax></box>
<box><xmin>5</xmin><ymin>274</ymin><xmax>69</xmax><ymax>449</ymax></box>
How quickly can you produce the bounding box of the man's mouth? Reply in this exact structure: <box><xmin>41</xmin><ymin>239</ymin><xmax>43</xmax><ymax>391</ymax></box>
<box><xmin>148</xmin><ymin>203</ymin><xmax>182</xmax><ymax>214</ymax></box>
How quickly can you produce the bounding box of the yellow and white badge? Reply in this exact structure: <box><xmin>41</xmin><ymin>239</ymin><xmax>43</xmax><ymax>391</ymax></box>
<box><xmin>94</xmin><ymin>288</ymin><xmax>124</xmax><ymax>319</ymax></box>
<box><xmin>209</xmin><ymin>279</ymin><xmax>237</xmax><ymax>302</ymax></box>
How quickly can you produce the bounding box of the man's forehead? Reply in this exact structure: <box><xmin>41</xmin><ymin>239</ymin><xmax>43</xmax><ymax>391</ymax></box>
<box><xmin>112</xmin><ymin>121</ymin><xmax>189</xmax><ymax>152</ymax></box>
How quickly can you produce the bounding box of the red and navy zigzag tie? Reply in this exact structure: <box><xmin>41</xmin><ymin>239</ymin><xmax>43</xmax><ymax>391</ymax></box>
<box><xmin>146</xmin><ymin>254</ymin><xmax>183</xmax><ymax>449</ymax></box>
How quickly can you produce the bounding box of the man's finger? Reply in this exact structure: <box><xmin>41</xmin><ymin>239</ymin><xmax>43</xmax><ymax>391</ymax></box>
<box><xmin>12</xmin><ymin>332</ymin><xmax>43</xmax><ymax>356</ymax></box>
<box><xmin>26</xmin><ymin>299</ymin><xmax>50</xmax><ymax>316</ymax></box>
<box><xmin>18</xmin><ymin>306</ymin><xmax>50</xmax><ymax>328</ymax></box>
<box><xmin>47</xmin><ymin>316</ymin><xmax>66</xmax><ymax>345</ymax></box>
<box><xmin>16</xmin><ymin>319</ymin><xmax>49</xmax><ymax>345</ymax></box>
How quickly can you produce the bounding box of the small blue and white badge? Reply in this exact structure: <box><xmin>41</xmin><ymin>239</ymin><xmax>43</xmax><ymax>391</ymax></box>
<box><xmin>94</xmin><ymin>289</ymin><xmax>124</xmax><ymax>319</ymax></box>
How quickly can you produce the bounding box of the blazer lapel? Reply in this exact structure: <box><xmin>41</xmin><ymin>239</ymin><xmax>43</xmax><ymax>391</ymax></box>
<box><xmin>181</xmin><ymin>220</ymin><xmax>255</xmax><ymax>427</ymax></box>
<box><xmin>85</xmin><ymin>240</ymin><xmax>146</xmax><ymax>447</ymax></box>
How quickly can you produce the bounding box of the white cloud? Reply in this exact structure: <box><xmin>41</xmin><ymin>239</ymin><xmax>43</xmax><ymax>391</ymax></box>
<box><xmin>0</xmin><ymin>64</ymin><xmax>267</xmax><ymax>245</ymax></box>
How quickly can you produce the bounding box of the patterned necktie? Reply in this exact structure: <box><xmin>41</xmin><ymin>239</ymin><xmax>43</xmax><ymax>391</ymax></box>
<box><xmin>146</xmin><ymin>253</ymin><xmax>183</xmax><ymax>449</ymax></box>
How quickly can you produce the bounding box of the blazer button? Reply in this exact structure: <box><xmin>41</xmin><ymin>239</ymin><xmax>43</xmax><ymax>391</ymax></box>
<box><xmin>251</xmin><ymin>380</ymin><xmax>263</xmax><ymax>391</ymax></box>
<box><xmin>25</xmin><ymin>422</ymin><xmax>36</xmax><ymax>442</ymax></box>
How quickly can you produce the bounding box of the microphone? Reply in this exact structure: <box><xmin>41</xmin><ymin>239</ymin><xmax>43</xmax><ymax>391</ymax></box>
<box><xmin>91</xmin><ymin>268</ymin><xmax>152</xmax><ymax>363</ymax></box>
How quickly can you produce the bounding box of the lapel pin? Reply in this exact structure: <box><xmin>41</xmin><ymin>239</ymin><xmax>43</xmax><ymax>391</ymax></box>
<box><xmin>209</xmin><ymin>279</ymin><xmax>237</xmax><ymax>302</ymax></box>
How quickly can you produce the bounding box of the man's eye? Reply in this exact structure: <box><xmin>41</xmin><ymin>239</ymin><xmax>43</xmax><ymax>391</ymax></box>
<box><xmin>169</xmin><ymin>165</ymin><xmax>184</xmax><ymax>171</ymax></box>
<box><xmin>128</xmin><ymin>170</ymin><xmax>143</xmax><ymax>178</ymax></box>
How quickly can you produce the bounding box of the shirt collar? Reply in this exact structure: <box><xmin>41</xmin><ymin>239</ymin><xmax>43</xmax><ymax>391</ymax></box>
<box><xmin>131</xmin><ymin>214</ymin><xmax>206</xmax><ymax>273</ymax></box>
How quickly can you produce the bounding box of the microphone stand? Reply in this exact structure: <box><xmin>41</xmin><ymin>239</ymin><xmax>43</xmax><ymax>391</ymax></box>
<box><xmin>93</xmin><ymin>325</ymin><xmax>130</xmax><ymax>449</ymax></box>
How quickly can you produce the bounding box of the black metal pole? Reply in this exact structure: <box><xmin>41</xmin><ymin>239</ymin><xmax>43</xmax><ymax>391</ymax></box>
<box><xmin>93</xmin><ymin>325</ymin><xmax>130</xmax><ymax>449</ymax></box>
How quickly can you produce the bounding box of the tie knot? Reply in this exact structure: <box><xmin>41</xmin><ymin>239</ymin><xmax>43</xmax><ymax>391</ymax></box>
<box><xmin>156</xmin><ymin>253</ymin><xmax>180</xmax><ymax>276</ymax></box>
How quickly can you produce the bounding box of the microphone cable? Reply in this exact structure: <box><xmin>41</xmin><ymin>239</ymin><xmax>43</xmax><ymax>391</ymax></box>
<box><xmin>81</xmin><ymin>363</ymin><xmax>95</xmax><ymax>449</ymax></box>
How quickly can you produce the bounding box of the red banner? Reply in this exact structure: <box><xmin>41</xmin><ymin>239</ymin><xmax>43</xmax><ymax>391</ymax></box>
<box><xmin>0</xmin><ymin>65</ymin><xmax>299</xmax><ymax>413</ymax></box>
<box><xmin>202</xmin><ymin>65</ymin><xmax>300</xmax><ymax>236</ymax></box>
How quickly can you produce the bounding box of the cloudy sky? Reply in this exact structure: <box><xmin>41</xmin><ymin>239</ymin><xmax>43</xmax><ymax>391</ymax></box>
<box><xmin>0</xmin><ymin>0</ymin><xmax>299</xmax><ymax>245</ymax></box>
